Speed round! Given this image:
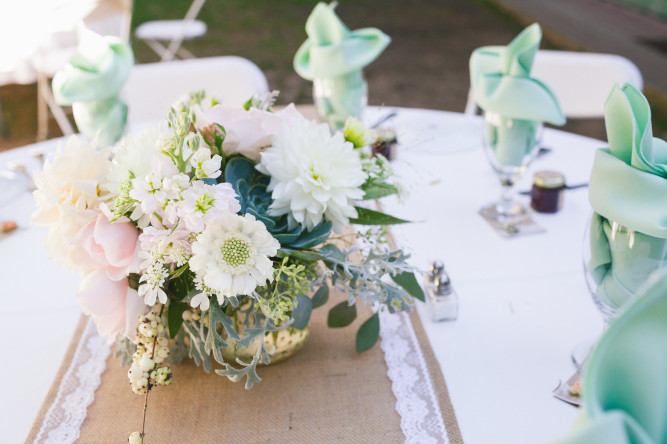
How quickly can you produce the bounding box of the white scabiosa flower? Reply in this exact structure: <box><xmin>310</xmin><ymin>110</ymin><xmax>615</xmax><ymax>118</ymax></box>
<box><xmin>257</xmin><ymin>119</ymin><xmax>367</xmax><ymax>232</ymax></box>
<box><xmin>189</xmin><ymin>213</ymin><xmax>279</xmax><ymax>299</ymax></box>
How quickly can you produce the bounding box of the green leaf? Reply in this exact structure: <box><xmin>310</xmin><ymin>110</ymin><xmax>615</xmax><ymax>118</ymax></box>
<box><xmin>391</xmin><ymin>271</ymin><xmax>425</xmax><ymax>302</ymax></box>
<box><xmin>169</xmin><ymin>263</ymin><xmax>189</xmax><ymax>279</ymax></box>
<box><xmin>225</xmin><ymin>157</ymin><xmax>256</xmax><ymax>194</ymax></box>
<box><xmin>292</xmin><ymin>294</ymin><xmax>313</xmax><ymax>330</ymax></box>
<box><xmin>349</xmin><ymin>207</ymin><xmax>410</xmax><ymax>225</ymax></box>
<box><xmin>167</xmin><ymin>300</ymin><xmax>188</xmax><ymax>338</ymax></box>
<box><xmin>286</xmin><ymin>221</ymin><xmax>332</xmax><ymax>249</ymax></box>
<box><xmin>362</xmin><ymin>183</ymin><xmax>399</xmax><ymax>200</ymax></box>
<box><xmin>319</xmin><ymin>244</ymin><xmax>344</xmax><ymax>260</ymax></box>
<box><xmin>327</xmin><ymin>301</ymin><xmax>357</xmax><ymax>328</ymax></box>
<box><xmin>356</xmin><ymin>313</ymin><xmax>380</xmax><ymax>353</ymax></box>
<box><xmin>311</xmin><ymin>283</ymin><xmax>329</xmax><ymax>309</ymax></box>
<box><xmin>277</xmin><ymin>248</ymin><xmax>328</xmax><ymax>263</ymax></box>
<box><xmin>169</xmin><ymin>268</ymin><xmax>195</xmax><ymax>301</ymax></box>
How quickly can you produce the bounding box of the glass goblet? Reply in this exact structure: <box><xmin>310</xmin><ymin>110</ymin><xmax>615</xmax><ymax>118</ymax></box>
<box><xmin>313</xmin><ymin>70</ymin><xmax>368</xmax><ymax>130</ymax></box>
<box><xmin>573</xmin><ymin>212</ymin><xmax>667</xmax><ymax>369</ymax></box>
<box><xmin>480</xmin><ymin>111</ymin><xmax>543</xmax><ymax>222</ymax></box>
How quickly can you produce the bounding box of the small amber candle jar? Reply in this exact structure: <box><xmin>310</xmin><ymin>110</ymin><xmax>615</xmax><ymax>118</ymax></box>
<box><xmin>530</xmin><ymin>170</ymin><xmax>565</xmax><ymax>213</ymax></box>
<box><xmin>371</xmin><ymin>128</ymin><xmax>397</xmax><ymax>160</ymax></box>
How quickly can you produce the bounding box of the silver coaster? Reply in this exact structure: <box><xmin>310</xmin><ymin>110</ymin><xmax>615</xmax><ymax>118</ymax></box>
<box><xmin>479</xmin><ymin>210</ymin><xmax>546</xmax><ymax>238</ymax></box>
<box><xmin>552</xmin><ymin>370</ymin><xmax>583</xmax><ymax>407</ymax></box>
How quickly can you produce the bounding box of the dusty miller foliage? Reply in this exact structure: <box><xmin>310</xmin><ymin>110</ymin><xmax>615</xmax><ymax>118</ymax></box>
<box><xmin>179</xmin><ymin>296</ymin><xmax>287</xmax><ymax>389</ymax></box>
<box><xmin>323</xmin><ymin>240</ymin><xmax>417</xmax><ymax>312</ymax></box>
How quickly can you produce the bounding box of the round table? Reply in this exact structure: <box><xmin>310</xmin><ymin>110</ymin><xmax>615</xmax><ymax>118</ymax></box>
<box><xmin>0</xmin><ymin>106</ymin><xmax>602</xmax><ymax>443</ymax></box>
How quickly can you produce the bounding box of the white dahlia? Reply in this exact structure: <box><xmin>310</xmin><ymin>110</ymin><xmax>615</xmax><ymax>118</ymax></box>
<box><xmin>189</xmin><ymin>213</ymin><xmax>279</xmax><ymax>299</ymax></box>
<box><xmin>257</xmin><ymin>119</ymin><xmax>367</xmax><ymax>232</ymax></box>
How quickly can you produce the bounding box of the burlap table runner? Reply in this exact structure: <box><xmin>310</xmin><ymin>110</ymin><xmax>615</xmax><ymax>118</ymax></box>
<box><xmin>26</xmin><ymin>106</ymin><xmax>462</xmax><ymax>443</ymax></box>
<box><xmin>27</xmin><ymin>290</ymin><xmax>462</xmax><ymax>443</ymax></box>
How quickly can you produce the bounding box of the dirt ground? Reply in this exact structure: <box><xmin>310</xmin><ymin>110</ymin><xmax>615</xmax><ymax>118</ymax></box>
<box><xmin>0</xmin><ymin>0</ymin><xmax>630</xmax><ymax>150</ymax></box>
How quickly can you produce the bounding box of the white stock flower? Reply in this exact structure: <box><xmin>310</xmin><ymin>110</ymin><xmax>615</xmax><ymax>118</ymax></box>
<box><xmin>190</xmin><ymin>292</ymin><xmax>211</xmax><ymax>311</ymax></box>
<box><xmin>189</xmin><ymin>213</ymin><xmax>279</xmax><ymax>299</ymax></box>
<box><xmin>178</xmin><ymin>181</ymin><xmax>240</xmax><ymax>232</ymax></box>
<box><xmin>257</xmin><ymin>119</ymin><xmax>367</xmax><ymax>232</ymax></box>
<box><xmin>162</xmin><ymin>173</ymin><xmax>191</xmax><ymax>224</ymax></box>
<box><xmin>138</xmin><ymin>264</ymin><xmax>169</xmax><ymax>306</ymax></box>
<box><xmin>190</xmin><ymin>148</ymin><xmax>222</xmax><ymax>179</ymax></box>
<box><xmin>129</xmin><ymin>156</ymin><xmax>179</xmax><ymax>215</ymax></box>
<box><xmin>31</xmin><ymin>136</ymin><xmax>111</xmax><ymax>270</ymax></box>
<box><xmin>138</xmin><ymin>226</ymin><xmax>192</xmax><ymax>268</ymax></box>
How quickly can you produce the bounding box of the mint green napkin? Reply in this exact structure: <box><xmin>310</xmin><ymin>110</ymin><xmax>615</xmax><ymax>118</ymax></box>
<box><xmin>588</xmin><ymin>84</ymin><xmax>667</xmax><ymax>311</ymax></box>
<box><xmin>469</xmin><ymin>23</ymin><xmax>565</xmax><ymax>166</ymax></box>
<box><xmin>52</xmin><ymin>25</ymin><xmax>133</xmax><ymax>148</ymax></box>
<box><xmin>554</xmin><ymin>270</ymin><xmax>667</xmax><ymax>444</ymax></box>
<box><xmin>293</xmin><ymin>2</ymin><xmax>390</xmax><ymax>128</ymax></box>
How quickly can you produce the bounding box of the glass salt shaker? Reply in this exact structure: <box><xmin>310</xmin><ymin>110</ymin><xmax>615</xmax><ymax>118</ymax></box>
<box><xmin>425</xmin><ymin>261</ymin><xmax>459</xmax><ymax>322</ymax></box>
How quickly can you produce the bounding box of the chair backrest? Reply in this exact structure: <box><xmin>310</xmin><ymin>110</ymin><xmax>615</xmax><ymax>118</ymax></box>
<box><xmin>122</xmin><ymin>56</ymin><xmax>270</xmax><ymax>124</ymax></box>
<box><xmin>465</xmin><ymin>49</ymin><xmax>644</xmax><ymax>119</ymax></box>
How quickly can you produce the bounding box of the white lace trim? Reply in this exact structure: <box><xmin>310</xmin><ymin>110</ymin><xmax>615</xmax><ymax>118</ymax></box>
<box><xmin>33</xmin><ymin>311</ymin><xmax>448</xmax><ymax>443</ymax></box>
<box><xmin>34</xmin><ymin>318</ymin><xmax>110</xmax><ymax>444</ymax></box>
<box><xmin>380</xmin><ymin>310</ymin><xmax>450</xmax><ymax>444</ymax></box>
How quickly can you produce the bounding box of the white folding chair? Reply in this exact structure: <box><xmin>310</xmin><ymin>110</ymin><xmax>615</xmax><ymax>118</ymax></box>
<box><xmin>134</xmin><ymin>0</ymin><xmax>207</xmax><ymax>62</ymax></box>
<box><xmin>122</xmin><ymin>56</ymin><xmax>269</xmax><ymax>125</ymax></box>
<box><xmin>30</xmin><ymin>0</ymin><xmax>132</xmax><ymax>140</ymax></box>
<box><xmin>464</xmin><ymin>50</ymin><xmax>644</xmax><ymax>118</ymax></box>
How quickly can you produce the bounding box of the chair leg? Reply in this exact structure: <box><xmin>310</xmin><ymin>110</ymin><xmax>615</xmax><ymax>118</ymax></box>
<box><xmin>175</xmin><ymin>47</ymin><xmax>196</xmax><ymax>59</ymax></box>
<box><xmin>37</xmin><ymin>73</ymin><xmax>49</xmax><ymax>141</ymax></box>
<box><xmin>37</xmin><ymin>71</ymin><xmax>74</xmax><ymax>140</ymax></box>
<box><xmin>0</xmin><ymin>98</ymin><xmax>9</xmax><ymax>139</ymax></box>
<box><xmin>143</xmin><ymin>39</ymin><xmax>170</xmax><ymax>61</ymax></box>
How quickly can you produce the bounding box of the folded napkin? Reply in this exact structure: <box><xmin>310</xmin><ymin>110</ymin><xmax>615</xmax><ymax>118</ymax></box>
<box><xmin>469</xmin><ymin>23</ymin><xmax>565</xmax><ymax>166</ymax></box>
<box><xmin>554</xmin><ymin>270</ymin><xmax>667</xmax><ymax>444</ymax></box>
<box><xmin>588</xmin><ymin>84</ymin><xmax>667</xmax><ymax>310</ymax></box>
<box><xmin>52</xmin><ymin>25</ymin><xmax>133</xmax><ymax>148</ymax></box>
<box><xmin>293</xmin><ymin>2</ymin><xmax>390</xmax><ymax>127</ymax></box>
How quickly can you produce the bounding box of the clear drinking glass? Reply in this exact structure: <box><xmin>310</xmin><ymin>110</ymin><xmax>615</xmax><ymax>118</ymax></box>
<box><xmin>313</xmin><ymin>70</ymin><xmax>368</xmax><ymax>130</ymax></box>
<box><xmin>480</xmin><ymin>111</ymin><xmax>543</xmax><ymax>222</ymax></box>
<box><xmin>573</xmin><ymin>212</ymin><xmax>667</xmax><ymax>368</ymax></box>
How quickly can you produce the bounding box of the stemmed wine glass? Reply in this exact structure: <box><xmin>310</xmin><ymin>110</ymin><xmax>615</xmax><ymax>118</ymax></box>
<box><xmin>573</xmin><ymin>212</ymin><xmax>667</xmax><ymax>369</ymax></box>
<box><xmin>312</xmin><ymin>71</ymin><xmax>368</xmax><ymax>130</ymax></box>
<box><xmin>480</xmin><ymin>111</ymin><xmax>543</xmax><ymax>222</ymax></box>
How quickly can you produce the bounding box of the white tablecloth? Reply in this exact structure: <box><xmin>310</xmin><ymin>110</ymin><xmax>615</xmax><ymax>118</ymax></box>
<box><xmin>0</xmin><ymin>107</ymin><xmax>602</xmax><ymax>443</ymax></box>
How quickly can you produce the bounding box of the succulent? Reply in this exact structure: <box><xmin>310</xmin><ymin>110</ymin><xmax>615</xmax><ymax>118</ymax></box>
<box><xmin>224</xmin><ymin>157</ymin><xmax>332</xmax><ymax>249</ymax></box>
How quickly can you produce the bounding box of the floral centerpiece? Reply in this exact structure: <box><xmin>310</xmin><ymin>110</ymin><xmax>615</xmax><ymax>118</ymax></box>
<box><xmin>32</xmin><ymin>91</ymin><xmax>422</xmax><ymax>442</ymax></box>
